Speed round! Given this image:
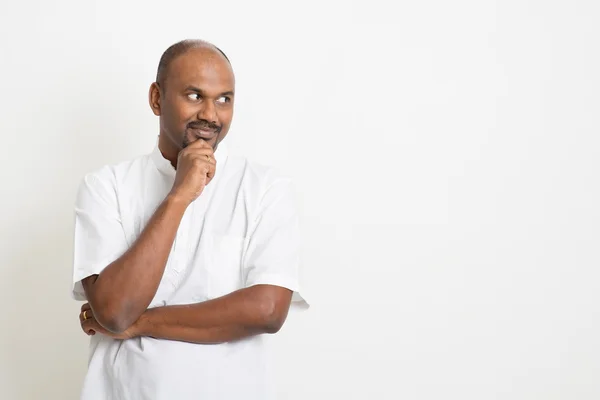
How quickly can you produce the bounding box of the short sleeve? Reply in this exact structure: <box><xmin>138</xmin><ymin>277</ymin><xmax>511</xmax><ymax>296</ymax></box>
<box><xmin>243</xmin><ymin>177</ymin><xmax>309</xmax><ymax>310</ymax></box>
<box><xmin>71</xmin><ymin>170</ymin><xmax>129</xmax><ymax>301</ymax></box>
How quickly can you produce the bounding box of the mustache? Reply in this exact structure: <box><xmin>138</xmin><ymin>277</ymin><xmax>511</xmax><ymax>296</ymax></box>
<box><xmin>187</xmin><ymin>120</ymin><xmax>222</xmax><ymax>133</ymax></box>
<box><xmin>182</xmin><ymin>120</ymin><xmax>222</xmax><ymax>148</ymax></box>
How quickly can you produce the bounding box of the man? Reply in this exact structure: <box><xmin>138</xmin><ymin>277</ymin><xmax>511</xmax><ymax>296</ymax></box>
<box><xmin>71</xmin><ymin>39</ymin><xmax>308</xmax><ymax>399</ymax></box>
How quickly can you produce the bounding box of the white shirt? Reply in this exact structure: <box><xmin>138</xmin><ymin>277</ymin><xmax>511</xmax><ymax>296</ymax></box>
<box><xmin>71</xmin><ymin>141</ymin><xmax>308</xmax><ymax>400</ymax></box>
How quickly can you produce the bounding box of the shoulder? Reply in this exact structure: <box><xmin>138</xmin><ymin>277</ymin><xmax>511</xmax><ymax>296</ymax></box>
<box><xmin>76</xmin><ymin>154</ymin><xmax>151</xmax><ymax>204</ymax></box>
<box><xmin>219</xmin><ymin>154</ymin><xmax>298</xmax><ymax>222</ymax></box>
<box><xmin>224</xmin><ymin>153</ymin><xmax>296</xmax><ymax>197</ymax></box>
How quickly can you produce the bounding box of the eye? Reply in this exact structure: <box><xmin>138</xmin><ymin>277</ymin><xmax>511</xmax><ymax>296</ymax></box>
<box><xmin>187</xmin><ymin>93</ymin><xmax>201</xmax><ymax>101</ymax></box>
<box><xmin>216</xmin><ymin>96</ymin><xmax>231</xmax><ymax>104</ymax></box>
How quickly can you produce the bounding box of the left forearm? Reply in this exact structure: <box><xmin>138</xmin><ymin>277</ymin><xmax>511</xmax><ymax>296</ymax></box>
<box><xmin>134</xmin><ymin>285</ymin><xmax>291</xmax><ymax>344</ymax></box>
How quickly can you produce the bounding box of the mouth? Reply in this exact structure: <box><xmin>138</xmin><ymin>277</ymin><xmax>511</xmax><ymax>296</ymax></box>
<box><xmin>188</xmin><ymin>127</ymin><xmax>218</xmax><ymax>140</ymax></box>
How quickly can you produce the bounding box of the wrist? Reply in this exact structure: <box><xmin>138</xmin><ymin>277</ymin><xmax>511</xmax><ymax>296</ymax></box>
<box><xmin>132</xmin><ymin>311</ymin><xmax>151</xmax><ymax>338</ymax></box>
<box><xmin>164</xmin><ymin>192</ymin><xmax>191</xmax><ymax>210</ymax></box>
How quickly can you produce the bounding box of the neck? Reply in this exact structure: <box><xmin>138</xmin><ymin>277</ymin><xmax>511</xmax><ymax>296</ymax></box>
<box><xmin>157</xmin><ymin>133</ymin><xmax>180</xmax><ymax>169</ymax></box>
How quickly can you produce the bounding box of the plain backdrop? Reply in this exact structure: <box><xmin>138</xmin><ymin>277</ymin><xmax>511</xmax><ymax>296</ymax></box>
<box><xmin>1</xmin><ymin>0</ymin><xmax>599</xmax><ymax>399</ymax></box>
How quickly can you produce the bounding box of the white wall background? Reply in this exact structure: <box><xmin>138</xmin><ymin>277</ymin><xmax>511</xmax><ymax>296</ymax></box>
<box><xmin>1</xmin><ymin>0</ymin><xmax>599</xmax><ymax>398</ymax></box>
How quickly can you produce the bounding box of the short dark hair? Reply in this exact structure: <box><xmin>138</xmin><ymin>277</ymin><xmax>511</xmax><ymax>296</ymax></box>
<box><xmin>155</xmin><ymin>39</ymin><xmax>230</xmax><ymax>88</ymax></box>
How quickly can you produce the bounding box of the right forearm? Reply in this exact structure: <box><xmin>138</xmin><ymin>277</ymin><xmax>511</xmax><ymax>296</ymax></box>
<box><xmin>84</xmin><ymin>194</ymin><xmax>188</xmax><ymax>332</ymax></box>
<box><xmin>84</xmin><ymin>139</ymin><xmax>216</xmax><ymax>333</ymax></box>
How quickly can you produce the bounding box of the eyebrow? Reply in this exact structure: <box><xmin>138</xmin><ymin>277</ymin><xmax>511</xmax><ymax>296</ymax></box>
<box><xmin>185</xmin><ymin>86</ymin><xmax>235</xmax><ymax>96</ymax></box>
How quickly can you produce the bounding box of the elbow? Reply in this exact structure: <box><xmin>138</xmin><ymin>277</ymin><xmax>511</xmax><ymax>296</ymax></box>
<box><xmin>264</xmin><ymin>320</ymin><xmax>284</xmax><ymax>334</ymax></box>
<box><xmin>83</xmin><ymin>276</ymin><xmax>139</xmax><ymax>333</ymax></box>
<box><xmin>89</xmin><ymin>297</ymin><xmax>137</xmax><ymax>334</ymax></box>
<box><xmin>101</xmin><ymin>315</ymin><xmax>132</xmax><ymax>334</ymax></box>
<box><xmin>94</xmin><ymin>306</ymin><xmax>133</xmax><ymax>334</ymax></box>
<box><xmin>258</xmin><ymin>299</ymin><xmax>288</xmax><ymax>334</ymax></box>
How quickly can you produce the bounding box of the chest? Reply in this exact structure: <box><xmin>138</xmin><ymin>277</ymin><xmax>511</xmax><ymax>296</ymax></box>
<box><xmin>120</xmin><ymin>175</ymin><xmax>252</xmax><ymax>305</ymax></box>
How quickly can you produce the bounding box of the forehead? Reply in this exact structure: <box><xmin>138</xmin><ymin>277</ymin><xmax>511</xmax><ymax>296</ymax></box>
<box><xmin>166</xmin><ymin>47</ymin><xmax>235</xmax><ymax>91</ymax></box>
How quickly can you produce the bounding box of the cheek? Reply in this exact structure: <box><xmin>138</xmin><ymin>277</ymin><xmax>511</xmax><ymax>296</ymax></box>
<box><xmin>218</xmin><ymin>108</ymin><xmax>233</xmax><ymax>127</ymax></box>
<box><xmin>166</xmin><ymin>97</ymin><xmax>195</xmax><ymax>123</ymax></box>
<box><xmin>175</xmin><ymin>104</ymin><xmax>196</xmax><ymax>124</ymax></box>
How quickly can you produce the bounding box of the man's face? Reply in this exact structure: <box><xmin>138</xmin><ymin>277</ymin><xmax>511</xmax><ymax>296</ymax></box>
<box><xmin>155</xmin><ymin>48</ymin><xmax>235</xmax><ymax>151</ymax></box>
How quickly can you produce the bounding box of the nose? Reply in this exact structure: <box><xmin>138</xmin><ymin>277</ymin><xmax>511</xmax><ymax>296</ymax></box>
<box><xmin>198</xmin><ymin>100</ymin><xmax>217</xmax><ymax>124</ymax></box>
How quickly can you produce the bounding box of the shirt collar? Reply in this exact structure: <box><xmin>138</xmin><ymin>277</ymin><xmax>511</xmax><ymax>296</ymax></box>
<box><xmin>151</xmin><ymin>137</ymin><xmax>229</xmax><ymax>178</ymax></box>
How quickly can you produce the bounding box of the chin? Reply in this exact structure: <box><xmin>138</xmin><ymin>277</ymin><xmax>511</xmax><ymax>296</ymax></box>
<box><xmin>182</xmin><ymin>136</ymin><xmax>219</xmax><ymax>150</ymax></box>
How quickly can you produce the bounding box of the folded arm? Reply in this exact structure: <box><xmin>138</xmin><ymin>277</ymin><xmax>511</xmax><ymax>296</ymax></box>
<box><xmin>81</xmin><ymin>284</ymin><xmax>293</xmax><ymax>343</ymax></box>
<box><xmin>82</xmin><ymin>195</ymin><xmax>187</xmax><ymax>333</ymax></box>
<box><xmin>78</xmin><ymin>140</ymin><xmax>216</xmax><ymax>333</ymax></box>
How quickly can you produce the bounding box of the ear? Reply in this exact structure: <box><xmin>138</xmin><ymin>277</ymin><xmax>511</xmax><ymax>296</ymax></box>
<box><xmin>149</xmin><ymin>82</ymin><xmax>161</xmax><ymax>116</ymax></box>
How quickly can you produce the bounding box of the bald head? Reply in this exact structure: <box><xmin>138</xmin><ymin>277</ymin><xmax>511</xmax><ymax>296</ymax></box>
<box><xmin>149</xmin><ymin>39</ymin><xmax>235</xmax><ymax>158</ymax></box>
<box><xmin>156</xmin><ymin>39</ymin><xmax>231</xmax><ymax>88</ymax></box>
